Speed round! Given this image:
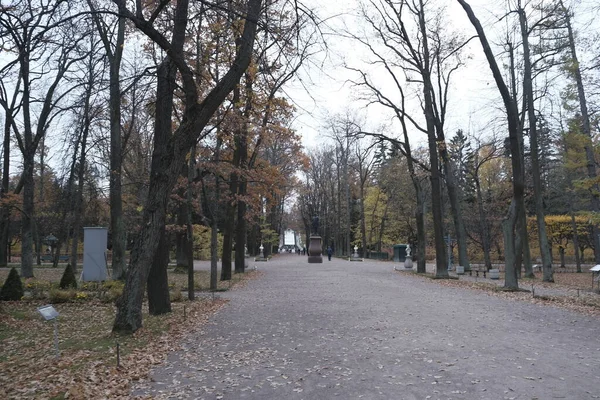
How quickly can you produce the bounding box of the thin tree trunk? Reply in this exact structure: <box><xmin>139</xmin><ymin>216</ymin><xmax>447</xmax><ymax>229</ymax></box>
<box><xmin>416</xmin><ymin>0</ymin><xmax>446</xmax><ymax>277</ymax></box>
<box><xmin>502</xmin><ymin>201</ymin><xmax>519</xmax><ymax>288</ymax></box>
<box><xmin>175</xmin><ymin>202</ymin><xmax>189</xmax><ymax>271</ymax></box>
<box><xmin>221</xmin><ymin>166</ymin><xmax>238</xmax><ymax>281</ymax></box>
<box><xmin>70</xmin><ymin>62</ymin><xmax>93</xmax><ymax>273</ymax></box>
<box><xmin>210</xmin><ymin>217</ymin><xmax>219</xmax><ymax>291</ymax></box>
<box><xmin>360</xmin><ymin>182</ymin><xmax>367</xmax><ymax>257</ymax></box>
<box><xmin>187</xmin><ymin>146</ymin><xmax>195</xmax><ymax>300</ymax></box>
<box><xmin>475</xmin><ymin>178</ymin><xmax>493</xmax><ymax>270</ymax></box>
<box><xmin>440</xmin><ymin>152</ymin><xmax>470</xmax><ymax>270</ymax></box>
<box><xmin>21</xmin><ymin>154</ymin><xmax>35</xmax><ymax>278</ymax></box>
<box><xmin>108</xmin><ymin>46</ymin><xmax>126</xmax><ymax>281</ymax></box>
<box><xmin>0</xmin><ymin>99</ymin><xmax>13</xmax><ymax>267</ymax></box>
<box><xmin>519</xmin><ymin>6</ymin><xmax>553</xmax><ymax>282</ymax></box>
<box><xmin>210</xmin><ymin>134</ymin><xmax>222</xmax><ymax>291</ymax></box>
<box><xmin>508</xmin><ymin>40</ymin><xmax>533</xmax><ymax>278</ymax></box>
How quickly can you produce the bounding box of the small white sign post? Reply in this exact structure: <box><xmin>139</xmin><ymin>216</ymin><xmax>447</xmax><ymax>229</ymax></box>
<box><xmin>37</xmin><ymin>305</ymin><xmax>60</xmax><ymax>358</ymax></box>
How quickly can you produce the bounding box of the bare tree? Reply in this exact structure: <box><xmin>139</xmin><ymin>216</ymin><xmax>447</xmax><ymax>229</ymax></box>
<box><xmin>458</xmin><ymin>0</ymin><xmax>525</xmax><ymax>289</ymax></box>
<box><xmin>0</xmin><ymin>0</ymin><xmax>87</xmax><ymax>277</ymax></box>
<box><xmin>88</xmin><ymin>0</ymin><xmax>128</xmax><ymax>280</ymax></box>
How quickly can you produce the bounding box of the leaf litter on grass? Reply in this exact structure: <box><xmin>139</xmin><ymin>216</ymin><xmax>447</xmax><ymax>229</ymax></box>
<box><xmin>0</xmin><ymin>269</ymin><xmax>261</xmax><ymax>399</ymax></box>
<box><xmin>399</xmin><ymin>269</ymin><xmax>600</xmax><ymax>316</ymax></box>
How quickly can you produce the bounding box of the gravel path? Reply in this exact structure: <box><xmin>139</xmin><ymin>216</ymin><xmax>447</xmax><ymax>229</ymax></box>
<box><xmin>133</xmin><ymin>254</ymin><xmax>600</xmax><ymax>399</ymax></box>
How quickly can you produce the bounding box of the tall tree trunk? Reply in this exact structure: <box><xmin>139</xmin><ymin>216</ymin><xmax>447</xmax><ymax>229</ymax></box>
<box><xmin>519</xmin><ymin>6</ymin><xmax>553</xmax><ymax>282</ymax></box>
<box><xmin>359</xmin><ymin>182</ymin><xmax>367</xmax><ymax>257</ymax></box>
<box><xmin>508</xmin><ymin>40</ymin><xmax>533</xmax><ymax>278</ymax></box>
<box><xmin>221</xmin><ymin>158</ymin><xmax>239</xmax><ymax>281</ymax></box>
<box><xmin>235</xmin><ymin>70</ymin><xmax>253</xmax><ymax>274</ymax></box>
<box><xmin>519</xmin><ymin>205</ymin><xmax>534</xmax><ymax>277</ymax></box>
<box><xmin>502</xmin><ymin>201</ymin><xmax>519</xmax><ymax>288</ymax></box>
<box><xmin>37</xmin><ymin>137</ymin><xmax>45</xmax><ymax>267</ymax></box>
<box><xmin>235</xmin><ymin>179</ymin><xmax>247</xmax><ymax>274</ymax></box>
<box><xmin>21</xmin><ymin>153</ymin><xmax>35</xmax><ymax>278</ymax></box>
<box><xmin>20</xmin><ymin>51</ymin><xmax>34</xmax><ymax>278</ymax></box>
<box><xmin>221</xmin><ymin>79</ymin><xmax>243</xmax><ymax>280</ymax></box>
<box><xmin>344</xmin><ymin>139</ymin><xmax>351</xmax><ymax>257</ymax></box>
<box><xmin>458</xmin><ymin>0</ymin><xmax>523</xmax><ymax>289</ymax></box>
<box><xmin>143</xmin><ymin>56</ymin><xmax>178</xmax><ymax>313</ymax></box>
<box><xmin>210</xmin><ymin>135</ymin><xmax>222</xmax><ymax>291</ymax></box>
<box><xmin>108</xmin><ymin>17</ymin><xmax>126</xmax><ymax>281</ymax></box>
<box><xmin>147</xmin><ymin>228</ymin><xmax>171</xmax><ymax>315</ymax></box>
<box><xmin>88</xmin><ymin>0</ymin><xmax>127</xmax><ymax>279</ymax></box>
<box><xmin>417</xmin><ymin>0</ymin><xmax>446</xmax><ymax>278</ymax></box>
<box><xmin>187</xmin><ymin>146</ymin><xmax>195</xmax><ymax>300</ymax></box>
<box><xmin>414</xmin><ymin>183</ymin><xmax>427</xmax><ymax>273</ymax></box>
<box><xmin>70</xmin><ymin>66</ymin><xmax>93</xmax><ymax>273</ymax></box>
<box><xmin>0</xmin><ymin>99</ymin><xmax>13</xmax><ymax>266</ymax></box>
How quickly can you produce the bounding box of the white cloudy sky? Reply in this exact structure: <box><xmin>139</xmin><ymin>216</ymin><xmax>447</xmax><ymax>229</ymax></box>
<box><xmin>287</xmin><ymin>0</ymin><xmax>598</xmax><ymax>149</ymax></box>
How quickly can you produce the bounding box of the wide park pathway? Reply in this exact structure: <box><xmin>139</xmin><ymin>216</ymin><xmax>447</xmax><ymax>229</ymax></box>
<box><xmin>133</xmin><ymin>254</ymin><xmax>600</xmax><ymax>399</ymax></box>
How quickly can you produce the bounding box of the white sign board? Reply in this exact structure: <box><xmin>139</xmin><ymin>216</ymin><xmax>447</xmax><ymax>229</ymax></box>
<box><xmin>37</xmin><ymin>305</ymin><xmax>59</xmax><ymax>320</ymax></box>
<box><xmin>82</xmin><ymin>227</ymin><xmax>108</xmax><ymax>281</ymax></box>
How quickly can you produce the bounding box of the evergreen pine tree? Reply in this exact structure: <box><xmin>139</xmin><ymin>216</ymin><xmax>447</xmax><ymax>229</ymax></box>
<box><xmin>0</xmin><ymin>267</ymin><xmax>24</xmax><ymax>301</ymax></box>
<box><xmin>59</xmin><ymin>264</ymin><xmax>78</xmax><ymax>289</ymax></box>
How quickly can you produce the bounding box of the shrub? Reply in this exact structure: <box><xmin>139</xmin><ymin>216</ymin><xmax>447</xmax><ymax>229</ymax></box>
<box><xmin>102</xmin><ymin>285</ymin><xmax>123</xmax><ymax>304</ymax></box>
<box><xmin>49</xmin><ymin>289</ymin><xmax>75</xmax><ymax>303</ymax></box>
<box><xmin>59</xmin><ymin>264</ymin><xmax>77</xmax><ymax>289</ymax></box>
<box><xmin>103</xmin><ymin>280</ymin><xmax>124</xmax><ymax>290</ymax></box>
<box><xmin>0</xmin><ymin>267</ymin><xmax>24</xmax><ymax>301</ymax></box>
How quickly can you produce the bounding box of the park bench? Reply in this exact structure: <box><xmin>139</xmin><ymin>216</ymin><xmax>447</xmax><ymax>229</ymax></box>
<box><xmin>40</xmin><ymin>254</ymin><xmax>70</xmax><ymax>262</ymax></box>
<box><xmin>468</xmin><ymin>268</ymin><xmax>487</xmax><ymax>278</ymax></box>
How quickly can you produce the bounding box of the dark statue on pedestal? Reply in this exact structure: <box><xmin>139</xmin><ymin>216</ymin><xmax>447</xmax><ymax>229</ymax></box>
<box><xmin>312</xmin><ymin>216</ymin><xmax>319</xmax><ymax>235</ymax></box>
<box><xmin>308</xmin><ymin>215</ymin><xmax>323</xmax><ymax>263</ymax></box>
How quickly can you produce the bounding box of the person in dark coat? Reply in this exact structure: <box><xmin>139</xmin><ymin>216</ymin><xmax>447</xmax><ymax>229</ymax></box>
<box><xmin>327</xmin><ymin>246</ymin><xmax>333</xmax><ymax>261</ymax></box>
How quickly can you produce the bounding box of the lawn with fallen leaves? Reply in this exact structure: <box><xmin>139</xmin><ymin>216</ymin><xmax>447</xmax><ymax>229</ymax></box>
<box><xmin>0</xmin><ymin>268</ymin><xmax>259</xmax><ymax>399</ymax></box>
<box><xmin>405</xmin><ymin>269</ymin><xmax>600</xmax><ymax>316</ymax></box>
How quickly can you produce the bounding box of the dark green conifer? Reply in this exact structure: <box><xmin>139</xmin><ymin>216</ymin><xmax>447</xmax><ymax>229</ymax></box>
<box><xmin>0</xmin><ymin>267</ymin><xmax>24</xmax><ymax>301</ymax></box>
<box><xmin>59</xmin><ymin>264</ymin><xmax>77</xmax><ymax>289</ymax></box>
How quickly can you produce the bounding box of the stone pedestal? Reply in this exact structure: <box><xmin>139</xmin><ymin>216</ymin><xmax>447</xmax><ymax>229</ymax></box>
<box><xmin>404</xmin><ymin>255</ymin><xmax>413</xmax><ymax>269</ymax></box>
<box><xmin>307</xmin><ymin>236</ymin><xmax>323</xmax><ymax>263</ymax></box>
<box><xmin>489</xmin><ymin>268</ymin><xmax>500</xmax><ymax>279</ymax></box>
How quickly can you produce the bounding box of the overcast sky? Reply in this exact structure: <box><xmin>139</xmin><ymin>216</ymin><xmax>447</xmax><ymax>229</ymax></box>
<box><xmin>288</xmin><ymin>0</ymin><xmax>598</xmax><ymax>150</ymax></box>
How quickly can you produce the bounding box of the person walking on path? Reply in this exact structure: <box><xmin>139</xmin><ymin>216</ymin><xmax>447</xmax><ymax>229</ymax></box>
<box><xmin>327</xmin><ymin>246</ymin><xmax>333</xmax><ymax>261</ymax></box>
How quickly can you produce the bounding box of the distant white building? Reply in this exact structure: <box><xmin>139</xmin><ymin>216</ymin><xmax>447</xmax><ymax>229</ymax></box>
<box><xmin>284</xmin><ymin>229</ymin><xmax>296</xmax><ymax>246</ymax></box>
<box><xmin>280</xmin><ymin>229</ymin><xmax>304</xmax><ymax>251</ymax></box>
